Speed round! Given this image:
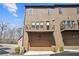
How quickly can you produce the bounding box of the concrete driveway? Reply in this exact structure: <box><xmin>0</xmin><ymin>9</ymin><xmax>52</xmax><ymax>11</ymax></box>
<box><xmin>0</xmin><ymin>44</ymin><xmax>18</xmax><ymax>55</ymax></box>
<box><xmin>24</xmin><ymin>51</ymin><xmax>57</xmax><ymax>56</ymax></box>
<box><xmin>1</xmin><ymin>44</ymin><xmax>79</xmax><ymax>56</ymax></box>
<box><xmin>24</xmin><ymin>50</ymin><xmax>79</xmax><ymax>56</ymax></box>
<box><xmin>50</xmin><ymin>51</ymin><xmax>79</xmax><ymax>56</ymax></box>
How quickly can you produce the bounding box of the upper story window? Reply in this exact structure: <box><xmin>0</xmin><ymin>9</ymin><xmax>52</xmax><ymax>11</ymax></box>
<box><xmin>67</xmin><ymin>20</ymin><xmax>70</xmax><ymax>24</ymax></box>
<box><xmin>77</xmin><ymin>7</ymin><xmax>79</xmax><ymax>14</ymax></box>
<box><xmin>48</xmin><ymin>8</ymin><xmax>52</xmax><ymax>15</ymax></box>
<box><xmin>63</xmin><ymin>21</ymin><xmax>66</xmax><ymax>24</ymax></box>
<box><xmin>58</xmin><ymin>7</ymin><xmax>62</xmax><ymax>14</ymax></box>
<box><xmin>40</xmin><ymin>22</ymin><xmax>44</xmax><ymax>28</ymax></box>
<box><xmin>71</xmin><ymin>20</ymin><xmax>75</xmax><ymax>24</ymax></box>
<box><xmin>77</xmin><ymin>20</ymin><xmax>79</xmax><ymax>24</ymax></box>
<box><xmin>46</xmin><ymin>21</ymin><xmax>50</xmax><ymax>30</ymax></box>
<box><xmin>32</xmin><ymin>22</ymin><xmax>35</xmax><ymax>28</ymax></box>
<box><xmin>46</xmin><ymin>21</ymin><xmax>50</xmax><ymax>26</ymax></box>
<box><xmin>28</xmin><ymin>8</ymin><xmax>33</xmax><ymax>15</ymax></box>
<box><xmin>36</xmin><ymin>22</ymin><xmax>40</xmax><ymax>30</ymax></box>
<box><xmin>62</xmin><ymin>20</ymin><xmax>68</xmax><ymax>25</ymax></box>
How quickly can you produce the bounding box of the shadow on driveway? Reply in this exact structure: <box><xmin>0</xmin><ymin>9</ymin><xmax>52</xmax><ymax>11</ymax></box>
<box><xmin>0</xmin><ymin>48</ymin><xmax>10</xmax><ymax>55</ymax></box>
<box><xmin>0</xmin><ymin>45</ymin><xmax>3</xmax><ymax>47</ymax></box>
<box><xmin>50</xmin><ymin>51</ymin><xmax>79</xmax><ymax>56</ymax></box>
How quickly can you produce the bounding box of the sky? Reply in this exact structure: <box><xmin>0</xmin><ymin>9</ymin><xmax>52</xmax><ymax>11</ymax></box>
<box><xmin>0</xmin><ymin>3</ymin><xmax>60</xmax><ymax>28</ymax></box>
<box><xmin>0</xmin><ymin>3</ymin><xmax>25</xmax><ymax>28</ymax></box>
<box><xmin>0</xmin><ymin>3</ymin><xmax>55</xmax><ymax>28</ymax></box>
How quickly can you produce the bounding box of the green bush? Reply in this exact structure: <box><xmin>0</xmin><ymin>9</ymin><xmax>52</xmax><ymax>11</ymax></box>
<box><xmin>15</xmin><ymin>47</ymin><xmax>20</xmax><ymax>54</ymax></box>
<box><xmin>59</xmin><ymin>46</ymin><xmax>64</xmax><ymax>52</ymax></box>
<box><xmin>53</xmin><ymin>47</ymin><xmax>58</xmax><ymax>52</ymax></box>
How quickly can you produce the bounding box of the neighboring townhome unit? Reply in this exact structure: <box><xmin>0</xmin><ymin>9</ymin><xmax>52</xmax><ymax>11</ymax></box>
<box><xmin>23</xmin><ymin>4</ymin><xmax>79</xmax><ymax>52</ymax></box>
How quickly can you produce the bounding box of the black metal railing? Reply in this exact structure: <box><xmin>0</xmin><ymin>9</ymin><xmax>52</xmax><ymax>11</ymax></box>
<box><xmin>60</xmin><ymin>24</ymin><xmax>79</xmax><ymax>30</ymax></box>
<box><xmin>24</xmin><ymin>25</ymin><xmax>55</xmax><ymax>31</ymax></box>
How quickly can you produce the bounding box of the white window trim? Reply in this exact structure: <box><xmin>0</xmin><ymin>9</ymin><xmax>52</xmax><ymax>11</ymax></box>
<box><xmin>40</xmin><ymin>23</ymin><xmax>43</xmax><ymax>25</ymax></box>
<box><xmin>36</xmin><ymin>23</ymin><xmax>39</xmax><ymax>25</ymax></box>
<box><xmin>32</xmin><ymin>23</ymin><xmax>35</xmax><ymax>25</ymax></box>
<box><xmin>46</xmin><ymin>22</ymin><xmax>49</xmax><ymax>25</ymax></box>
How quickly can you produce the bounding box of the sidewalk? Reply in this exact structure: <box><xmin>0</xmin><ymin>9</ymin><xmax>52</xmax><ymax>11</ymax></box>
<box><xmin>24</xmin><ymin>51</ymin><xmax>56</xmax><ymax>56</ymax></box>
<box><xmin>24</xmin><ymin>49</ymin><xmax>79</xmax><ymax>56</ymax></box>
<box><xmin>64</xmin><ymin>49</ymin><xmax>79</xmax><ymax>52</ymax></box>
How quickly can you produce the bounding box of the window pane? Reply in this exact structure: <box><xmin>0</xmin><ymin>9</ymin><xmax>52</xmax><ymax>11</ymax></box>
<box><xmin>40</xmin><ymin>22</ymin><xmax>44</xmax><ymax>28</ymax></box>
<box><xmin>28</xmin><ymin>8</ymin><xmax>32</xmax><ymax>15</ymax></box>
<box><xmin>36</xmin><ymin>22</ymin><xmax>39</xmax><ymax>30</ymax></box>
<box><xmin>32</xmin><ymin>25</ymin><xmax>35</xmax><ymax>28</ymax></box>
<box><xmin>32</xmin><ymin>22</ymin><xmax>35</xmax><ymax>28</ymax></box>
<box><xmin>36</xmin><ymin>23</ymin><xmax>39</xmax><ymax>25</ymax></box>
<box><xmin>58</xmin><ymin>8</ymin><xmax>62</xmax><ymax>14</ymax></box>
<box><xmin>77</xmin><ymin>7</ymin><xmax>79</xmax><ymax>14</ymax></box>
<box><xmin>67</xmin><ymin>21</ymin><xmax>70</xmax><ymax>24</ymax></box>
<box><xmin>40</xmin><ymin>25</ymin><xmax>43</xmax><ymax>28</ymax></box>
<box><xmin>40</xmin><ymin>23</ymin><xmax>43</xmax><ymax>25</ymax></box>
<box><xmin>63</xmin><ymin>21</ymin><xmax>66</xmax><ymax>24</ymax></box>
<box><xmin>48</xmin><ymin>8</ymin><xmax>52</xmax><ymax>15</ymax></box>
<box><xmin>32</xmin><ymin>23</ymin><xmax>35</xmax><ymax>25</ymax></box>
<box><xmin>77</xmin><ymin>20</ymin><xmax>79</xmax><ymax>24</ymax></box>
<box><xmin>46</xmin><ymin>22</ymin><xmax>49</xmax><ymax>25</ymax></box>
<box><xmin>71</xmin><ymin>20</ymin><xmax>75</xmax><ymax>24</ymax></box>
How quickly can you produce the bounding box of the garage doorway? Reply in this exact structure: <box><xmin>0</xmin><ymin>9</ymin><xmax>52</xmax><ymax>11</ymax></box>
<box><xmin>28</xmin><ymin>32</ymin><xmax>55</xmax><ymax>51</ymax></box>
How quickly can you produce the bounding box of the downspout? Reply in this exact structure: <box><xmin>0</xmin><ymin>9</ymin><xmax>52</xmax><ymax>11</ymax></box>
<box><xmin>22</xmin><ymin>6</ymin><xmax>26</xmax><ymax>49</ymax></box>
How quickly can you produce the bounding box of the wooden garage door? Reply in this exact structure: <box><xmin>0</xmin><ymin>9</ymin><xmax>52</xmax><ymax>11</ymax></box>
<box><xmin>62</xmin><ymin>30</ymin><xmax>79</xmax><ymax>46</ymax></box>
<box><xmin>28</xmin><ymin>32</ymin><xmax>55</xmax><ymax>51</ymax></box>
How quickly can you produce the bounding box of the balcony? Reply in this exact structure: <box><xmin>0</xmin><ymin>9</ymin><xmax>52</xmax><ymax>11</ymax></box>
<box><xmin>61</xmin><ymin>24</ymin><xmax>79</xmax><ymax>31</ymax></box>
<box><xmin>24</xmin><ymin>25</ymin><xmax>54</xmax><ymax>32</ymax></box>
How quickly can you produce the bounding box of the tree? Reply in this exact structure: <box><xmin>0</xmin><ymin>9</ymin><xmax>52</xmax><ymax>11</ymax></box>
<box><xmin>0</xmin><ymin>21</ymin><xmax>8</xmax><ymax>40</ymax></box>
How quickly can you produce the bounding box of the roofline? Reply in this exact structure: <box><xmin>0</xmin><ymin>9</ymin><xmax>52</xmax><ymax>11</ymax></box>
<box><xmin>18</xmin><ymin>35</ymin><xmax>23</xmax><ymax>40</ymax></box>
<box><xmin>25</xmin><ymin>4</ymin><xmax>79</xmax><ymax>8</ymax></box>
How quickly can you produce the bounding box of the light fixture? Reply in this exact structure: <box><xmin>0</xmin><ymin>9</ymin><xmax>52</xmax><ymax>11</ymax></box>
<box><xmin>72</xmin><ymin>34</ymin><xmax>76</xmax><ymax>38</ymax></box>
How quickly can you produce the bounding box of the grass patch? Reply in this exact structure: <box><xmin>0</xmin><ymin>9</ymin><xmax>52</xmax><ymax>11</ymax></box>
<box><xmin>15</xmin><ymin>47</ymin><xmax>20</xmax><ymax>54</ymax></box>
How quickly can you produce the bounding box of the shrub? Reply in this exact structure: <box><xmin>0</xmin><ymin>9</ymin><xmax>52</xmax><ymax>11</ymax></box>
<box><xmin>59</xmin><ymin>46</ymin><xmax>64</xmax><ymax>52</ymax></box>
<box><xmin>15</xmin><ymin>47</ymin><xmax>20</xmax><ymax>54</ymax></box>
<box><xmin>53</xmin><ymin>47</ymin><xmax>58</xmax><ymax>52</ymax></box>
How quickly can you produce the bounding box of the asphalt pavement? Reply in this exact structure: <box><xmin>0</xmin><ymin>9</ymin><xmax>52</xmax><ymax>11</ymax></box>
<box><xmin>0</xmin><ymin>44</ymin><xmax>18</xmax><ymax>55</ymax></box>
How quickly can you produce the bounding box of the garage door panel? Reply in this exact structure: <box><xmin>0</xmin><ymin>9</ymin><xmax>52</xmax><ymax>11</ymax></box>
<box><xmin>28</xmin><ymin>32</ymin><xmax>55</xmax><ymax>51</ymax></box>
<box><xmin>62</xmin><ymin>31</ymin><xmax>79</xmax><ymax>46</ymax></box>
<box><xmin>30</xmin><ymin>41</ymin><xmax>51</xmax><ymax>47</ymax></box>
<box><xmin>29</xmin><ymin>47</ymin><xmax>52</xmax><ymax>51</ymax></box>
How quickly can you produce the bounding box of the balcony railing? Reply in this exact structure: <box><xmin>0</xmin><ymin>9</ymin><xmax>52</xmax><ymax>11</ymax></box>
<box><xmin>60</xmin><ymin>24</ymin><xmax>79</xmax><ymax>31</ymax></box>
<box><xmin>24</xmin><ymin>25</ymin><xmax>55</xmax><ymax>32</ymax></box>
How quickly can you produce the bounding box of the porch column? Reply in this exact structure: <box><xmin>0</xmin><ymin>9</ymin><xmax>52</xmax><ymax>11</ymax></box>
<box><xmin>23</xmin><ymin>31</ymin><xmax>29</xmax><ymax>51</ymax></box>
<box><xmin>53</xmin><ymin>31</ymin><xmax>64</xmax><ymax>47</ymax></box>
<box><xmin>53</xmin><ymin>20</ymin><xmax>64</xmax><ymax>48</ymax></box>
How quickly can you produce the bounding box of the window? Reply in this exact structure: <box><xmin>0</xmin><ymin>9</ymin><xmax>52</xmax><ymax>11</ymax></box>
<box><xmin>63</xmin><ymin>21</ymin><xmax>66</xmax><ymax>24</ymax></box>
<box><xmin>36</xmin><ymin>22</ymin><xmax>40</xmax><ymax>30</ymax></box>
<box><xmin>46</xmin><ymin>21</ymin><xmax>50</xmax><ymax>25</ymax></box>
<box><xmin>71</xmin><ymin>20</ymin><xmax>75</xmax><ymax>28</ymax></box>
<box><xmin>46</xmin><ymin>21</ymin><xmax>50</xmax><ymax>30</ymax></box>
<box><xmin>77</xmin><ymin>7</ymin><xmax>79</xmax><ymax>14</ymax></box>
<box><xmin>28</xmin><ymin>8</ymin><xmax>32</xmax><ymax>15</ymax></box>
<box><xmin>71</xmin><ymin>20</ymin><xmax>75</xmax><ymax>24</ymax></box>
<box><xmin>58</xmin><ymin>8</ymin><xmax>62</xmax><ymax>14</ymax></box>
<box><xmin>67</xmin><ymin>20</ymin><xmax>71</xmax><ymax>27</ymax></box>
<box><xmin>67</xmin><ymin>21</ymin><xmax>70</xmax><ymax>24</ymax></box>
<box><xmin>63</xmin><ymin>20</ymin><xmax>67</xmax><ymax>26</ymax></box>
<box><xmin>48</xmin><ymin>8</ymin><xmax>52</xmax><ymax>15</ymax></box>
<box><xmin>40</xmin><ymin>22</ymin><xmax>44</xmax><ymax>28</ymax></box>
<box><xmin>77</xmin><ymin>20</ymin><xmax>79</xmax><ymax>24</ymax></box>
<box><xmin>32</xmin><ymin>22</ymin><xmax>35</xmax><ymax>29</ymax></box>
